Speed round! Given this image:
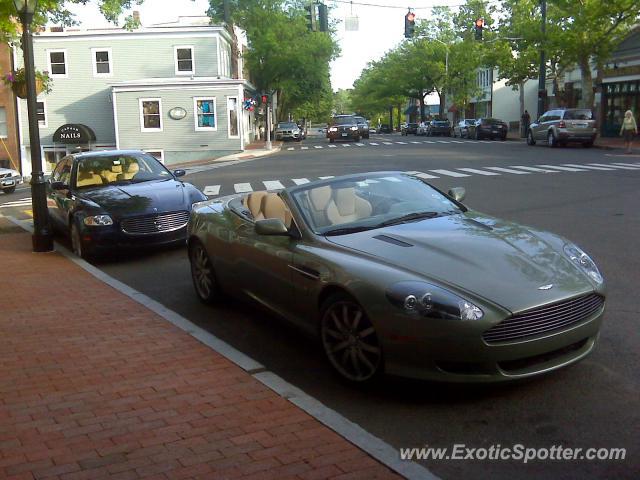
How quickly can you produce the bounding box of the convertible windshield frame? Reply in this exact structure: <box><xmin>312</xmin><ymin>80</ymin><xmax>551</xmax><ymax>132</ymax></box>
<box><xmin>285</xmin><ymin>172</ymin><xmax>464</xmax><ymax>236</ymax></box>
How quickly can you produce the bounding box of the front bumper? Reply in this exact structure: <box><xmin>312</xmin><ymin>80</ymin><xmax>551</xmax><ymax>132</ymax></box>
<box><xmin>275</xmin><ymin>132</ymin><xmax>301</xmax><ymax>140</ymax></box>
<box><xmin>377</xmin><ymin>302</ymin><xmax>605</xmax><ymax>382</ymax></box>
<box><xmin>80</xmin><ymin>224</ymin><xmax>187</xmax><ymax>255</ymax></box>
<box><xmin>327</xmin><ymin>129</ymin><xmax>359</xmax><ymax>140</ymax></box>
<box><xmin>1</xmin><ymin>174</ymin><xmax>23</xmax><ymax>189</ymax></box>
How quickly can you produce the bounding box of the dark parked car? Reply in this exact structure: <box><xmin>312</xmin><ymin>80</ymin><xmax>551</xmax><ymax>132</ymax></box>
<box><xmin>427</xmin><ymin>120</ymin><xmax>451</xmax><ymax>136</ymax></box>
<box><xmin>47</xmin><ymin>150</ymin><xmax>206</xmax><ymax>260</ymax></box>
<box><xmin>453</xmin><ymin>119</ymin><xmax>476</xmax><ymax>138</ymax></box>
<box><xmin>327</xmin><ymin>115</ymin><xmax>360</xmax><ymax>142</ymax></box>
<box><xmin>527</xmin><ymin>108</ymin><xmax>596</xmax><ymax>148</ymax></box>
<box><xmin>378</xmin><ymin>124</ymin><xmax>392</xmax><ymax>134</ymax></box>
<box><xmin>401</xmin><ymin>123</ymin><xmax>419</xmax><ymax>135</ymax></box>
<box><xmin>473</xmin><ymin>118</ymin><xmax>508</xmax><ymax>140</ymax></box>
<box><xmin>354</xmin><ymin>116</ymin><xmax>370</xmax><ymax>139</ymax></box>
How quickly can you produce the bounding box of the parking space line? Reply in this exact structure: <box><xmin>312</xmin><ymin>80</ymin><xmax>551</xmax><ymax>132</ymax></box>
<box><xmin>202</xmin><ymin>185</ymin><xmax>221</xmax><ymax>196</ymax></box>
<box><xmin>263</xmin><ymin>180</ymin><xmax>285</xmax><ymax>190</ymax></box>
<box><xmin>292</xmin><ymin>178</ymin><xmax>310</xmax><ymax>185</ymax></box>
<box><xmin>430</xmin><ymin>169</ymin><xmax>470</xmax><ymax>178</ymax></box>
<box><xmin>457</xmin><ymin>168</ymin><xmax>501</xmax><ymax>176</ymax></box>
<box><xmin>233</xmin><ymin>183</ymin><xmax>253</xmax><ymax>193</ymax></box>
<box><xmin>485</xmin><ymin>167</ymin><xmax>530</xmax><ymax>174</ymax></box>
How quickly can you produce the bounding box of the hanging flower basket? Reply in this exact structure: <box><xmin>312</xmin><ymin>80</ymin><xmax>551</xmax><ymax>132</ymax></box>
<box><xmin>4</xmin><ymin>69</ymin><xmax>52</xmax><ymax>98</ymax></box>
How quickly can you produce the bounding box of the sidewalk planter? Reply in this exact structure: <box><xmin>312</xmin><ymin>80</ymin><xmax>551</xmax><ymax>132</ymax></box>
<box><xmin>11</xmin><ymin>78</ymin><xmax>43</xmax><ymax>99</ymax></box>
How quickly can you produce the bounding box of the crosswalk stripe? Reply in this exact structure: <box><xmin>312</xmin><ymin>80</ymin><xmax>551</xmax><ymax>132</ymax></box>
<box><xmin>485</xmin><ymin>167</ymin><xmax>530</xmax><ymax>174</ymax></box>
<box><xmin>437</xmin><ymin>141</ymin><xmax>449</xmax><ymax>144</ymax></box>
<box><xmin>588</xmin><ymin>163</ymin><xmax>640</xmax><ymax>170</ymax></box>
<box><xmin>355</xmin><ymin>143</ymin><xmax>365</xmax><ymax>146</ymax></box>
<box><xmin>202</xmin><ymin>185</ymin><xmax>221</xmax><ymax>196</ymax></box>
<box><xmin>263</xmin><ymin>180</ymin><xmax>285</xmax><ymax>190</ymax></box>
<box><xmin>318</xmin><ymin>176</ymin><xmax>334</xmax><ymax>179</ymax></box>
<box><xmin>430</xmin><ymin>169</ymin><xmax>470</xmax><ymax>178</ymax></box>
<box><xmin>610</xmin><ymin>162</ymin><xmax>640</xmax><ymax>168</ymax></box>
<box><xmin>423</xmin><ymin>141</ymin><xmax>436</xmax><ymax>144</ymax></box>
<box><xmin>396</xmin><ymin>141</ymin><xmax>408</xmax><ymax>145</ymax></box>
<box><xmin>342</xmin><ymin>144</ymin><xmax>351</xmax><ymax>147</ymax></box>
<box><xmin>410</xmin><ymin>141</ymin><xmax>421</xmax><ymax>144</ymax></box>
<box><xmin>0</xmin><ymin>199</ymin><xmax>32</xmax><ymax>207</ymax></box>
<box><xmin>234</xmin><ymin>183</ymin><xmax>252</xmax><ymax>193</ymax></box>
<box><xmin>287</xmin><ymin>147</ymin><xmax>294</xmax><ymax>151</ymax></box>
<box><xmin>369</xmin><ymin>142</ymin><xmax>379</xmax><ymax>145</ymax></box>
<box><xmin>301</xmin><ymin>146</ymin><xmax>308</xmax><ymax>150</ymax></box>
<box><xmin>292</xmin><ymin>178</ymin><xmax>310</xmax><ymax>185</ymax></box>
<box><xmin>314</xmin><ymin>145</ymin><xmax>323</xmax><ymax>149</ymax></box>
<box><xmin>562</xmin><ymin>164</ymin><xmax>615</xmax><ymax>171</ymax></box>
<box><xmin>415</xmin><ymin>172</ymin><xmax>439</xmax><ymax>179</ymax></box>
<box><xmin>451</xmin><ymin>141</ymin><xmax>465</xmax><ymax>144</ymax></box>
<box><xmin>328</xmin><ymin>145</ymin><xmax>337</xmax><ymax>148</ymax></box>
<box><xmin>537</xmin><ymin>164</ymin><xmax>588</xmax><ymax>172</ymax></box>
<box><xmin>383</xmin><ymin>142</ymin><xmax>393</xmax><ymax>145</ymax></box>
<box><xmin>509</xmin><ymin>166</ymin><xmax>559</xmax><ymax>173</ymax></box>
<box><xmin>457</xmin><ymin>168</ymin><xmax>501</xmax><ymax>176</ymax></box>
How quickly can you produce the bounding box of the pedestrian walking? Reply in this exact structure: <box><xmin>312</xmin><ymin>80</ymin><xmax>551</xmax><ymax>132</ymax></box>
<box><xmin>620</xmin><ymin>110</ymin><xmax>638</xmax><ymax>154</ymax></box>
<box><xmin>521</xmin><ymin>110</ymin><xmax>531</xmax><ymax>137</ymax></box>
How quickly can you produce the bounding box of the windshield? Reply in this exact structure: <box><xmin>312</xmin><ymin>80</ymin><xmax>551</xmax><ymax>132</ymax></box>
<box><xmin>354</xmin><ymin>116</ymin><xmax>366</xmax><ymax>125</ymax></box>
<box><xmin>277</xmin><ymin>122</ymin><xmax>297</xmax><ymax>128</ymax></box>
<box><xmin>481</xmin><ymin>118</ymin><xmax>503</xmax><ymax>125</ymax></box>
<box><xmin>74</xmin><ymin>153</ymin><xmax>172</xmax><ymax>189</ymax></box>
<box><xmin>434</xmin><ymin>121</ymin><xmax>449</xmax><ymax>126</ymax></box>
<box><xmin>290</xmin><ymin>173</ymin><xmax>462</xmax><ymax>235</ymax></box>
<box><xmin>564</xmin><ymin>110</ymin><xmax>592</xmax><ymax>120</ymax></box>
<box><xmin>334</xmin><ymin>116</ymin><xmax>356</xmax><ymax>125</ymax></box>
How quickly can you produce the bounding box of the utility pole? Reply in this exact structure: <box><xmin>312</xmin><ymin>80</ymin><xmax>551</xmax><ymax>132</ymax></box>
<box><xmin>537</xmin><ymin>0</ymin><xmax>546</xmax><ymax>119</ymax></box>
<box><xmin>265</xmin><ymin>104</ymin><xmax>272</xmax><ymax>150</ymax></box>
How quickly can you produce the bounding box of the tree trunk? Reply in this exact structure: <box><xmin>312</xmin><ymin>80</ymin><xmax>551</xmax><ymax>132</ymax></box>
<box><xmin>419</xmin><ymin>93</ymin><xmax>425</xmax><ymax>122</ymax></box>
<box><xmin>579</xmin><ymin>57</ymin><xmax>594</xmax><ymax>109</ymax></box>
<box><xmin>594</xmin><ymin>61</ymin><xmax>604</xmax><ymax>134</ymax></box>
<box><xmin>438</xmin><ymin>89</ymin><xmax>445</xmax><ymax>117</ymax></box>
<box><xmin>519</xmin><ymin>82</ymin><xmax>525</xmax><ymax>119</ymax></box>
<box><xmin>397</xmin><ymin>104</ymin><xmax>402</xmax><ymax>131</ymax></box>
<box><xmin>389</xmin><ymin>106</ymin><xmax>393</xmax><ymax>130</ymax></box>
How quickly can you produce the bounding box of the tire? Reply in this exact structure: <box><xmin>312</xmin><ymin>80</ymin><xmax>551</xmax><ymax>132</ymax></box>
<box><xmin>500</xmin><ymin>135</ymin><xmax>506</xmax><ymax>141</ymax></box>
<box><xmin>453</xmin><ymin>130</ymin><xmax>457</xmax><ymax>138</ymax></box>
<box><xmin>583</xmin><ymin>141</ymin><xmax>593</xmax><ymax>148</ymax></box>
<box><xmin>547</xmin><ymin>131</ymin><xmax>557</xmax><ymax>148</ymax></box>
<box><xmin>527</xmin><ymin>130</ymin><xmax>536</xmax><ymax>145</ymax></box>
<box><xmin>320</xmin><ymin>293</ymin><xmax>383</xmax><ymax>383</ymax></box>
<box><xmin>354</xmin><ymin>135</ymin><xmax>360</xmax><ymax>142</ymax></box>
<box><xmin>2</xmin><ymin>186</ymin><xmax>16</xmax><ymax>194</ymax></box>
<box><xmin>475</xmin><ymin>130</ymin><xmax>481</xmax><ymax>140</ymax></box>
<box><xmin>70</xmin><ymin>219</ymin><xmax>93</xmax><ymax>261</ymax></box>
<box><xmin>329</xmin><ymin>138</ymin><xmax>334</xmax><ymax>143</ymax></box>
<box><xmin>189</xmin><ymin>240</ymin><xmax>222</xmax><ymax>304</ymax></box>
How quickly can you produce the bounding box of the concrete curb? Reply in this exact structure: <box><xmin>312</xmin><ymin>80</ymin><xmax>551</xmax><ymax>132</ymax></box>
<box><xmin>4</xmin><ymin>214</ymin><xmax>437</xmax><ymax>480</ymax></box>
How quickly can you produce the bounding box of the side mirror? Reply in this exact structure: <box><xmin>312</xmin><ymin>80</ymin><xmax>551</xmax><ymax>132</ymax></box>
<box><xmin>50</xmin><ymin>180</ymin><xmax>68</xmax><ymax>190</ymax></box>
<box><xmin>448</xmin><ymin>187</ymin><xmax>466</xmax><ymax>203</ymax></box>
<box><xmin>173</xmin><ymin>169</ymin><xmax>186</xmax><ymax>178</ymax></box>
<box><xmin>255</xmin><ymin>218</ymin><xmax>290</xmax><ymax>236</ymax></box>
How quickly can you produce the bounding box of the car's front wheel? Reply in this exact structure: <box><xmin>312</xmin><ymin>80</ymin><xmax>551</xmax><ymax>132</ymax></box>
<box><xmin>70</xmin><ymin>220</ymin><xmax>93</xmax><ymax>261</ymax></box>
<box><xmin>320</xmin><ymin>293</ymin><xmax>383</xmax><ymax>383</ymax></box>
<box><xmin>2</xmin><ymin>186</ymin><xmax>16</xmax><ymax>194</ymax></box>
<box><xmin>189</xmin><ymin>240</ymin><xmax>222</xmax><ymax>304</ymax></box>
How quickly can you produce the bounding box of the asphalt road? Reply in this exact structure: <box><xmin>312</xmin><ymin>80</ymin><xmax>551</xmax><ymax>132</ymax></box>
<box><xmin>3</xmin><ymin>134</ymin><xmax>639</xmax><ymax>479</ymax></box>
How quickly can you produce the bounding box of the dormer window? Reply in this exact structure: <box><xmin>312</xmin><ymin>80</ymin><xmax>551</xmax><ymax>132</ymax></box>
<box><xmin>175</xmin><ymin>46</ymin><xmax>194</xmax><ymax>75</ymax></box>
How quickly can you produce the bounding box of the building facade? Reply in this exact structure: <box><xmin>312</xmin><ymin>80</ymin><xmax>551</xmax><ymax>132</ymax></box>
<box><xmin>0</xmin><ymin>42</ymin><xmax>20</xmax><ymax>171</ymax></box>
<box><xmin>15</xmin><ymin>17</ymin><xmax>256</xmax><ymax>174</ymax></box>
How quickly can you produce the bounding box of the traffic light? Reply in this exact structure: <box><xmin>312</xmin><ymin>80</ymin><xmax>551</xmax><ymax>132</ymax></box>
<box><xmin>404</xmin><ymin>11</ymin><xmax>416</xmax><ymax>38</ymax></box>
<box><xmin>474</xmin><ymin>18</ymin><xmax>484</xmax><ymax>40</ymax></box>
<box><xmin>261</xmin><ymin>94</ymin><xmax>269</xmax><ymax>105</ymax></box>
<box><xmin>318</xmin><ymin>3</ymin><xmax>329</xmax><ymax>32</ymax></box>
<box><xmin>305</xmin><ymin>4</ymin><xmax>317</xmax><ymax>31</ymax></box>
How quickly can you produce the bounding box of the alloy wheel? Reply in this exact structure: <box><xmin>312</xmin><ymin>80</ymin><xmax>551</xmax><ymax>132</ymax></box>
<box><xmin>190</xmin><ymin>242</ymin><xmax>217</xmax><ymax>303</ymax></box>
<box><xmin>321</xmin><ymin>299</ymin><xmax>382</xmax><ymax>382</ymax></box>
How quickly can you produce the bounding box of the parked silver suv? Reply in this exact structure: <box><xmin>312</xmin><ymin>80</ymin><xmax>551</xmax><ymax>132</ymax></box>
<box><xmin>527</xmin><ymin>108</ymin><xmax>596</xmax><ymax>148</ymax></box>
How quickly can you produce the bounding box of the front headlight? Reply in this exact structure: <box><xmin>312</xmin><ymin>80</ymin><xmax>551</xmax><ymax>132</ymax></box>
<box><xmin>563</xmin><ymin>243</ymin><xmax>603</xmax><ymax>284</ymax></box>
<box><xmin>329</xmin><ymin>127</ymin><xmax>338</xmax><ymax>132</ymax></box>
<box><xmin>350</xmin><ymin>126</ymin><xmax>358</xmax><ymax>131</ymax></box>
<box><xmin>386</xmin><ymin>281</ymin><xmax>484</xmax><ymax>321</ymax></box>
<box><xmin>83</xmin><ymin>215</ymin><xmax>113</xmax><ymax>226</ymax></box>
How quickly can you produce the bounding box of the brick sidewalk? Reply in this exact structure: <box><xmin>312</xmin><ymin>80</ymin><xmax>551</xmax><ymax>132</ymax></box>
<box><xmin>0</xmin><ymin>227</ymin><xmax>402</xmax><ymax>480</ymax></box>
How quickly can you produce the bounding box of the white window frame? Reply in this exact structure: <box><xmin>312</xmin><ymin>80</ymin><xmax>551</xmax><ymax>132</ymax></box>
<box><xmin>174</xmin><ymin>45</ymin><xmax>195</xmax><ymax>76</ymax></box>
<box><xmin>193</xmin><ymin>97</ymin><xmax>217</xmax><ymax>131</ymax></box>
<box><xmin>36</xmin><ymin>98</ymin><xmax>47</xmax><ymax>128</ymax></box>
<box><xmin>91</xmin><ymin>47</ymin><xmax>113</xmax><ymax>77</ymax></box>
<box><xmin>0</xmin><ymin>106</ymin><xmax>7</xmax><ymax>138</ymax></box>
<box><xmin>47</xmin><ymin>49</ymin><xmax>68</xmax><ymax>78</ymax></box>
<box><xmin>145</xmin><ymin>149</ymin><xmax>164</xmax><ymax>163</ymax></box>
<box><xmin>226</xmin><ymin>96</ymin><xmax>240</xmax><ymax>139</ymax></box>
<box><xmin>139</xmin><ymin>98</ymin><xmax>163</xmax><ymax>132</ymax></box>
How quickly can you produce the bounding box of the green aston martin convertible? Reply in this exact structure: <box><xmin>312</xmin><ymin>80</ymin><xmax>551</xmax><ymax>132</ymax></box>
<box><xmin>187</xmin><ymin>172</ymin><xmax>605</xmax><ymax>383</ymax></box>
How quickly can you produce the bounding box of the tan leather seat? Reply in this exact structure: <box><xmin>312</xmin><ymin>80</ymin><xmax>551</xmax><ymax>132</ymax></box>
<box><xmin>261</xmin><ymin>193</ymin><xmax>292</xmax><ymax>227</ymax></box>
<box><xmin>119</xmin><ymin>162</ymin><xmax>139</xmax><ymax>180</ymax></box>
<box><xmin>244</xmin><ymin>191</ymin><xmax>267</xmax><ymax>220</ymax></box>
<box><xmin>76</xmin><ymin>170</ymin><xmax>104</xmax><ymax>188</ymax></box>
<box><xmin>308</xmin><ymin>185</ymin><xmax>332</xmax><ymax>227</ymax></box>
<box><xmin>101</xmin><ymin>164</ymin><xmax>123</xmax><ymax>183</ymax></box>
<box><xmin>326</xmin><ymin>187</ymin><xmax>372</xmax><ymax>225</ymax></box>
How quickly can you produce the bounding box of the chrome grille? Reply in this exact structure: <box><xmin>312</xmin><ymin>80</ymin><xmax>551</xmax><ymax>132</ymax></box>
<box><xmin>483</xmin><ymin>293</ymin><xmax>604</xmax><ymax>344</ymax></box>
<box><xmin>120</xmin><ymin>211</ymin><xmax>189</xmax><ymax>235</ymax></box>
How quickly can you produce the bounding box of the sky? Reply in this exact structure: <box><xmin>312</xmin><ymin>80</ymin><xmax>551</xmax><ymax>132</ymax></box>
<box><xmin>65</xmin><ymin>0</ymin><xmax>464</xmax><ymax>92</ymax></box>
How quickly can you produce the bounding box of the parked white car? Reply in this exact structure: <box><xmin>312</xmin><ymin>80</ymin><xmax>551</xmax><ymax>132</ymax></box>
<box><xmin>0</xmin><ymin>167</ymin><xmax>22</xmax><ymax>194</ymax></box>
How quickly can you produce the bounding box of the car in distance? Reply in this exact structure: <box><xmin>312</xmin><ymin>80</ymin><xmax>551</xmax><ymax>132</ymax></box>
<box><xmin>427</xmin><ymin>120</ymin><xmax>452</xmax><ymax>136</ymax></box>
<box><xmin>188</xmin><ymin>171</ymin><xmax>605</xmax><ymax>383</ymax></box>
<box><xmin>327</xmin><ymin>115</ymin><xmax>360</xmax><ymax>142</ymax></box>
<box><xmin>47</xmin><ymin>150</ymin><xmax>206</xmax><ymax>260</ymax></box>
<box><xmin>275</xmin><ymin>122</ymin><xmax>303</xmax><ymax>142</ymax></box>
<box><xmin>369</xmin><ymin>124</ymin><xmax>377</xmax><ymax>134</ymax></box>
<box><xmin>527</xmin><ymin>108</ymin><xmax>597</xmax><ymax>148</ymax></box>
<box><xmin>473</xmin><ymin>118</ymin><xmax>508</xmax><ymax>140</ymax></box>
<box><xmin>0</xmin><ymin>166</ymin><xmax>23</xmax><ymax>194</ymax></box>
<box><xmin>453</xmin><ymin>119</ymin><xmax>476</xmax><ymax>138</ymax></box>
<box><xmin>401</xmin><ymin>123</ymin><xmax>419</xmax><ymax>135</ymax></box>
<box><xmin>378</xmin><ymin>124</ymin><xmax>392</xmax><ymax>134</ymax></box>
<box><xmin>354</xmin><ymin>116</ymin><xmax>370</xmax><ymax>139</ymax></box>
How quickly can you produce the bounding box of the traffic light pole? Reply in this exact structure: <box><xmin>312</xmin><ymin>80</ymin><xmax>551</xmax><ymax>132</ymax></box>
<box><xmin>537</xmin><ymin>0</ymin><xmax>546</xmax><ymax>119</ymax></box>
<box><xmin>265</xmin><ymin>105</ymin><xmax>272</xmax><ymax>150</ymax></box>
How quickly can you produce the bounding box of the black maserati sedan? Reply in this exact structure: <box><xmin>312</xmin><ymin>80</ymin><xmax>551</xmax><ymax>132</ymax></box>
<box><xmin>47</xmin><ymin>150</ymin><xmax>206</xmax><ymax>260</ymax></box>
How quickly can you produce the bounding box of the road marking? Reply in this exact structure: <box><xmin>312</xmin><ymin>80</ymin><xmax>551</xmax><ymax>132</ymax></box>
<box><xmin>369</xmin><ymin>142</ymin><xmax>379</xmax><ymax>145</ymax></box>
<box><xmin>451</xmin><ymin>140</ymin><xmax>465</xmax><ymax>144</ymax></box>
<box><xmin>457</xmin><ymin>168</ymin><xmax>501</xmax><ymax>176</ymax></box>
<box><xmin>610</xmin><ymin>162</ymin><xmax>640</xmax><ymax>168</ymax></box>
<box><xmin>562</xmin><ymin>163</ymin><xmax>616</xmax><ymax>171</ymax></box>
<box><xmin>429</xmin><ymin>169</ymin><xmax>470</xmax><ymax>178</ymax></box>
<box><xmin>437</xmin><ymin>140</ymin><xmax>450</xmax><ymax>144</ymax></box>
<box><xmin>0</xmin><ymin>199</ymin><xmax>32</xmax><ymax>208</ymax></box>
<box><xmin>396</xmin><ymin>141</ymin><xmax>408</xmax><ymax>145</ymax></box>
<box><xmin>263</xmin><ymin>180</ymin><xmax>285</xmax><ymax>190</ymax></box>
<box><xmin>355</xmin><ymin>143</ymin><xmax>365</xmax><ymax>146</ymax></box>
<box><xmin>537</xmin><ymin>164</ymin><xmax>588</xmax><ymax>172</ymax></box>
<box><xmin>410</xmin><ymin>141</ymin><xmax>421</xmax><ymax>144</ymax></box>
<box><xmin>287</xmin><ymin>147</ymin><xmax>294</xmax><ymax>151</ymax></box>
<box><xmin>314</xmin><ymin>145</ymin><xmax>323</xmax><ymax>149</ymax></box>
<box><xmin>234</xmin><ymin>183</ymin><xmax>253</xmax><ymax>193</ymax></box>
<box><xmin>588</xmin><ymin>163</ymin><xmax>640</xmax><ymax>170</ymax></box>
<box><xmin>342</xmin><ymin>144</ymin><xmax>351</xmax><ymax>147</ymax></box>
<box><xmin>318</xmin><ymin>176</ymin><xmax>334</xmax><ymax>179</ymax></box>
<box><xmin>415</xmin><ymin>172</ymin><xmax>439</xmax><ymax>179</ymax></box>
<box><xmin>383</xmin><ymin>142</ymin><xmax>393</xmax><ymax>145</ymax></box>
<box><xmin>301</xmin><ymin>146</ymin><xmax>308</xmax><ymax>150</ymax></box>
<box><xmin>381</xmin><ymin>176</ymin><xmax>403</xmax><ymax>182</ymax></box>
<box><xmin>485</xmin><ymin>167</ymin><xmax>530</xmax><ymax>174</ymax></box>
<box><xmin>479</xmin><ymin>140</ymin><xmax>493</xmax><ymax>143</ymax></box>
<box><xmin>202</xmin><ymin>185</ymin><xmax>221</xmax><ymax>196</ymax></box>
<box><xmin>292</xmin><ymin>178</ymin><xmax>310</xmax><ymax>185</ymax></box>
<box><xmin>422</xmin><ymin>141</ymin><xmax>436</xmax><ymax>144</ymax></box>
<box><xmin>509</xmin><ymin>166</ymin><xmax>559</xmax><ymax>173</ymax></box>
<box><xmin>328</xmin><ymin>145</ymin><xmax>337</xmax><ymax>148</ymax></box>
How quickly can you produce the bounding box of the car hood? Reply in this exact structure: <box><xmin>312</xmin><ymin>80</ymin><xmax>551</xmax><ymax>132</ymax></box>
<box><xmin>326</xmin><ymin>212</ymin><xmax>593</xmax><ymax>312</ymax></box>
<box><xmin>78</xmin><ymin>179</ymin><xmax>188</xmax><ymax>217</ymax></box>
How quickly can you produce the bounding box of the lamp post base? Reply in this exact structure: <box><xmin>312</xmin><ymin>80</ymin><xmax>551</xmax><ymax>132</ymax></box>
<box><xmin>32</xmin><ymin>232</ymin><xmax>54</xmax><ymax>252</ymax></box>
<box><xmin>30</xmin><ymin>171</ymin><xmax>54</xmax><ymax>253</ymax></box>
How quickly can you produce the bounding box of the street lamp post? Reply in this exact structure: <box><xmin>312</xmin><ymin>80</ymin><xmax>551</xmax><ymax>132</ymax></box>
<box><xmin>432</xmin><ymin>38</ymin><xmax>449</xmax><ymax>120</ymax></box>
<box><xmin>13</xmin><ymin>0</ymin><xmax>53</xmax><ymax>252</ymax></box>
